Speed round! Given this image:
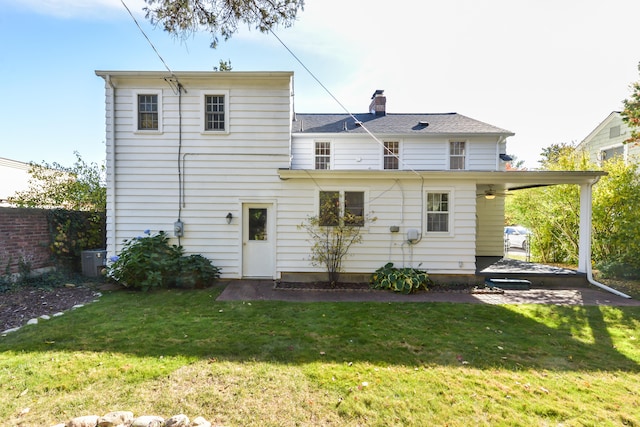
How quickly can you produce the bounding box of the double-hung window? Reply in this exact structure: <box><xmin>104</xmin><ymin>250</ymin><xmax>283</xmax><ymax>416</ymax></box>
<box><xmin>319</xmin><ymin>190</ymin><xmax>365</xmax><ymax>227</ymax></box>
<box><xmin>205</xmin><ymin>95</ymin><xmax>225</xmax><ymax>131</ymax></box>
<box><xmin>383</xmin><ymin>141</ymin><xmax>399</xmax><ymax>169</ymax></box>
<box><xmin>138</xmin><ymin>94</ymin><xmax>158</xmax><ymax>130</ymax></box>
<box><xmin>426</xmin><ymin>192</ymin><xmax>449</xmax><ymax>232</ymax></box>
<box><xmin>315</xmin><ymin>141</ymin><xmax>331</xmax><ymax>170</ymax></box>
<box><xmin>201</xmin><ymin>90</ymin><xmax>229</xmax><ymax>133</ymax></box>
<box><xmin>449</xmin><ymin>141</ymin><xmax>466</xmax><ymax>170</ymax></box>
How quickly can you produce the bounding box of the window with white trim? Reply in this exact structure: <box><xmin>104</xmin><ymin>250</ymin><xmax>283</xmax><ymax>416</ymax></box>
<box><xmin>319</xmin><ymin>190</ymin><xmax>365</xmax><ymax>227</ymax></box>
<box><xmin>426</xmin><ymin>192</ymin><xmax>449</xmax><ymax>232</ymax></box>
<box><xmin>600</xmin><ymin>145</ymin><xmax>624</xmax><ymax>162</ymax></box>
<box><xmin>205</xmin><ymin>94</ymin><xmax>225</xmax><ymax>131</ymax></box>
<box><xmin>137</xmin><ymin>94</ymin><xmax>159</xmax><ymax>131</ymax></box>
<box><xmin>200</xmin><ymin>90</ymin><xmax>229</xmax><ymax>133</ymax></box>
<box><xmin>134</xmin><ymin>90</ymin><xmax>163</xmax><ymax>133</ymax></box>
<box><xmin>315</xmin><ymin>141</ymin><xmax>331</xmax><ymax>170</ymax></box>
<box><xmin>383</xmin><ymin>141</ymin><xmax>399</xmax><ymax>169</ymax></box>
<box><xmin>449</xmin><ymin>141</ymin><xmax>466</xmax><ymax>170</ymax></box>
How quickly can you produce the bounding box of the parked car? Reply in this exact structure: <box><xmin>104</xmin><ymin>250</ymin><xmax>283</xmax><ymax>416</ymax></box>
<box><xmin>504</xmin><ymin>226</ymin><xmax>531</xmax><ymax>251</ymax></box>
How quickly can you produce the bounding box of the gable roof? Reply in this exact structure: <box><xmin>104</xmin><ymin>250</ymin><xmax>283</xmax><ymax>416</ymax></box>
<box><xmin>292</xmin><ymin>113</ymin><xmax>514</xmax><ymax>136</ymax></box>
<box><xmin>575</xmin><ymin>111</ymin><xmax>623</xmax><ymax>150</ymax></box>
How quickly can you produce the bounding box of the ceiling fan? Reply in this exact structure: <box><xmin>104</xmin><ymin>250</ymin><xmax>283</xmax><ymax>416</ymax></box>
<box><xmin>477</xmin><ymin>185</ymin><xmax>511</xmax><ymax>199</ymax></box>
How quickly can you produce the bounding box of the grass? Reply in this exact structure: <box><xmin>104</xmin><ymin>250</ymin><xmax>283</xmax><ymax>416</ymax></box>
<box><xmin>1</xmin><ymin>286</ymin><xmax>639</xmax><ymax>426</ymax></box>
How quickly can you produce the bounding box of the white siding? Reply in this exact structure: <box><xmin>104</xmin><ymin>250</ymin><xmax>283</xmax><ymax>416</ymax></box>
<box><xmin>275</xmin><ymin>178</ymin><xmax>478</xmax><ymax>275</ymax></box>
<box><xmin>292</xmin><ymin>136</ymin><xmax>506</xmax><ymax>171</ymax></box>
<box><xmin>103</xmin><ymin>73</ymin><xmax>293</xmax><ymax>278</ymax></box>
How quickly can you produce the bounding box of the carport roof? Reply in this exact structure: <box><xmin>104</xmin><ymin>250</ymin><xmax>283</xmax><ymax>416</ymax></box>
<box><xmin>277</xmin><ymin>169</ymin><xmax>606</xmax><ymax>190</ymax></box>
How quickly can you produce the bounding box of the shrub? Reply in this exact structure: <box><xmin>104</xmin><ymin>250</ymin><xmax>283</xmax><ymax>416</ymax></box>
<box><xmin>370</xmin><ymin>262</ymin><xmax>431</xmax><ymax>294</ymax></box>
<box><xmin>175</xmin><ymin>254</ymin><xmax>221</xmax><ymax>289</ymax></box>
<box><xmin>595</xmin><ymin>259</ymin><xmax>640</xmax><ymax>280</ymax></box>
<box><xmin>107</xmin><ymin>230</ymin><xmax>221</xmax><ymax>291</ymax></box>
<box><xmin>107</xmin><ymin>231</ymin><xmax>182</xmax><ymax>291</ymax></box>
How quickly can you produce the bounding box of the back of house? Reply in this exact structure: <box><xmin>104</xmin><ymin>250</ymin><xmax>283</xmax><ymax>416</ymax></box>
<box><xmin>96</xmin><ymin>70</ymin><xmax>523</xmax><ymax>283</ymax></box>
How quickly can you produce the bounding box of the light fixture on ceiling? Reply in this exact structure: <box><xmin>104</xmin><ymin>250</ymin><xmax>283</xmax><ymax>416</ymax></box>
<box><xmin>485</xmin><ymin>186</ymin><xmax>496</xmax><ymax>200</ymax></box>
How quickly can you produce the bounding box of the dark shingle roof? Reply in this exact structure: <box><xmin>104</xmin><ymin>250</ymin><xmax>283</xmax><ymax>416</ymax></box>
<box><xmin>292</xmin><ymin>113</ymin><xmax>514</xmax><ymax>136</ymax></box>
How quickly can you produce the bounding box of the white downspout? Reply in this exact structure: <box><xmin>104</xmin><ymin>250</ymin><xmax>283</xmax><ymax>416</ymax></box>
<box><xmin>579</xmin><ymin>179</ymin><xmax>632</xmax><ymax>299</ymax></box>
<box><xmin>105</xmin><ymin>75</ymin><xmax>117</xmax><ymax>259</ymax></box>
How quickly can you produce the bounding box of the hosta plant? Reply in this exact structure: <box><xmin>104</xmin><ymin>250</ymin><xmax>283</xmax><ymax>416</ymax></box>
<box><xmin>370</xmin><ymin>262</ymin><xmax>431</xmax><ymax>294</ymax></box>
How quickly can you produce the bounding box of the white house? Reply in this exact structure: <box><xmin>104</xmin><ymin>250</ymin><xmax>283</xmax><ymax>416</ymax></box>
<box><xmin>0</xmin><ymin>157</ymin><xmax>32</xmax><ymax>206</ymax></box>
<box><xmin>576</xmin><ymin>111</ymin><xmax>640</xmax><ymax>165</ymax></box>
<box><xmin>95</xmin><ymin>70</ymin><xmax>604</xmax><ymax>284</ymax></box>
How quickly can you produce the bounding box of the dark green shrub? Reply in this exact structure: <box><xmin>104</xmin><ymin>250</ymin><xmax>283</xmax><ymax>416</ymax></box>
<box><xmin>595</xmin><ymin>259</ymin><xmax>640</xmax><ymax>280</ymax></box>
<box><xmin>107</xmin><ymin>230</ymin><xmax>183</xmax><ymax>291</ymax></box>
<box><xmin>175</xmin><ymin>254</ymin><xmax>221</xmax><ymax>289</ymax></box>
<box><xmin>107</xmin><ymin>230</ymin><xmax>221</xmax><ymax>291</ymax></box>
<box><xmin>370</xmin><ymin>262</ymin><xmax>431</xmax><ymax>294</ymax></box>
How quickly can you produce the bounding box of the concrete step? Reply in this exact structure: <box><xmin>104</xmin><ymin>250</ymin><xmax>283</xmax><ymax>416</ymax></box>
<box><xmin>485</xmin><ymin>278</ymin><xmax>531</xmax><ymax>290</ymax></box>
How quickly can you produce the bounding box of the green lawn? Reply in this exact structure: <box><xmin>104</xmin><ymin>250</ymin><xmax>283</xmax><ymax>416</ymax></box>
<box><xmin>1</xmin><ymin>286</ymin><xmax>639</xmax><ymax>426</ymax></box>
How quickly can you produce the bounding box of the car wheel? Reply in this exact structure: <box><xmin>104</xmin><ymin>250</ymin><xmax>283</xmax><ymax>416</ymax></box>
<box><xmin>522</xmin><ymin>240</ymin><xmax>529</xmax><ymax>252</ymax></box>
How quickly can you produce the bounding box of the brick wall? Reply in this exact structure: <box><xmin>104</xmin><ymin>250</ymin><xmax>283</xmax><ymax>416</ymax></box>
<box><xmin>0</xmin><ymin>207</ymin><xmax>53</xmax><ymax>274</ymax></box>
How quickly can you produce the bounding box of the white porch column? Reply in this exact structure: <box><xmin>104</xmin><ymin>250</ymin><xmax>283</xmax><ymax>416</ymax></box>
<box><xmin>577</xmin><ymin>182</ymin><xmax>594</xmax><ymax>273</ymax></box>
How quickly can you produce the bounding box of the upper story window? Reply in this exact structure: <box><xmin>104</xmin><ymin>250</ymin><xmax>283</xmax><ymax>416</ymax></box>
<box><xmin>138</xmin><ymin>94</ymin><xmax>158</xmax><ymax>130</ymax></box>
<box><xmin>383</xmin><ymin>141</ymin><xmax>399</xmax><ymax>169</ymax></box>
<box><xmin>319</xmin><ymin>190</ymin><xmax>365</xmax><ymax>227</ymax></box>
<box><xmin>449</xmin><ymin>141</ymin><xmax>466</xmax><ymax>170</ymax></box>
<box><xmin>315</xmin><ymin>141</ymin><xmax>331</xmax><ymax>170</ymax></box>
<box><xmin>426</xmin><ymin>192</ymin><xmax>449</xmax><ymax>232</ymax></box>
<box><xmin>205</xmin><ymin>95</ymin><xmax>225</xmax><ymax>131</ymax></box>
<box><xmin>201</xmin><ymin>90</ymin><xmax>229</xmax><ymax>134</ymax></box>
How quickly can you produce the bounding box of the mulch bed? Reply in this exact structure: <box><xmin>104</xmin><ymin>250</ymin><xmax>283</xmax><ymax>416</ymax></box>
<box><xmin>0</xmin><ymin>285</ymin><xmax>101</xmax><ymax>332</ymax></box>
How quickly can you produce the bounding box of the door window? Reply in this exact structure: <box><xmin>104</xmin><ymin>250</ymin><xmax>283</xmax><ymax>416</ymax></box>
<box><xmin>248</xmin><ymin>208</ymin><xmax>268</xmax><ymax>240</ymax></box>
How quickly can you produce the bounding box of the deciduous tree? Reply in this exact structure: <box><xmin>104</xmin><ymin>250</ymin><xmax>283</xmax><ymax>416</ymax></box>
<box><xmin>9</xmin><ymin>152</ymin><xmax>106</xmax><ymax>212</ymax></box>
<box><xmin>621</xmin><ymin>61</ymin><xmax>640</xmax><ymax>145</ymax></box>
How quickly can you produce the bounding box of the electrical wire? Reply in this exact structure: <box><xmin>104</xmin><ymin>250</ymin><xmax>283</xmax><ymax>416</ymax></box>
<box><xmin>268</xmin><ymin>27</ymin><xmax>426</xmax><ymax>243</ymax></box>
<box><xmin>120</xmin><ymin>0</ymin><xmax>175</xmax><ymax>77</ymax></box>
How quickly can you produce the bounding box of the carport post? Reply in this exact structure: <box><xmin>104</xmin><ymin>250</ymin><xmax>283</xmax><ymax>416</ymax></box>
<box><xmin>577</xmin><ymin>180</ymin><xmax>596</xmax><ymax>273</ymax></box>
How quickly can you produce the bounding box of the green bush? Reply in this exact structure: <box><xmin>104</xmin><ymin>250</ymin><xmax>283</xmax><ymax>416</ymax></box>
<box><xmin>107</xmin><ymin>230</ymin><xmax>221</xmax><ymax>291</ymax></box>
<box><xmin>370</xmin><ymin>262</ymin><xmax>431</xmax><ymax>294</ymax></box>
<box><xmin>595</xmin><ymin>259</ymin><xmax>640</xmax><ymax>280</ymax></box>
<box><xmin>175</xmin><ymin>254</ymin><xmax>221</xmax><ymax>289</ymax></box>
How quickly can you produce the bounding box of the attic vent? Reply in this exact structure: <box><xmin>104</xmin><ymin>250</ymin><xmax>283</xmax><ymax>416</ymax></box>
<box><xmin>343</xmin><ymin>121</ymin><xmax>347</xmax><ymax>131</ymax></box>
<box><xmin>418</xmin><ymin>121</ymin><xmax>429</xmax><ymax>127</ymax></box>
<box><xmin>355</xmin><ymin>120</ymin><xmax>363</xmax><ymax>127</ymax></box>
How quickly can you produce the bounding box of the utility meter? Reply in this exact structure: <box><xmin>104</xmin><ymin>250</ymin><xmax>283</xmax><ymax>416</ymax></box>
<box><xmin>173</xmin><ymin>220</ymin><xmax>184</xmax><ymax>237</ymax></box>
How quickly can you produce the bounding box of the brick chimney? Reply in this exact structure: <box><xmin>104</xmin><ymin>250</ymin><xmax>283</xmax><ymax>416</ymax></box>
<box><xmin>369</xmin><ymin>89</ymin><xmax>386</xmax><ymax>116</ymax></box>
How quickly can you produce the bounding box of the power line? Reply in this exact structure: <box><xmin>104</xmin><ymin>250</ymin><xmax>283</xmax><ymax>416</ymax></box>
<box><xmin>120</xmin><ymin>0</ymin><xmax>175</xmax><ymax>77</ymax></box>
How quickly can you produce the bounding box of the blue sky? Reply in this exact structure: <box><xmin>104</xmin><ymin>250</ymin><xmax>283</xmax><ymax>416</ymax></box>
<box><xmin>1</xmin><ymin>0</ymin><xmax>639</xmax><ymax>169</ymax></box>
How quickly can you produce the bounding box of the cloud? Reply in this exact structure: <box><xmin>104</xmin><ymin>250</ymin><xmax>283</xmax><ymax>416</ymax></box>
<box><xmin>12</xmin><ymin>0</ymin><xmax>146</xmax><ymax>19</ymax></box>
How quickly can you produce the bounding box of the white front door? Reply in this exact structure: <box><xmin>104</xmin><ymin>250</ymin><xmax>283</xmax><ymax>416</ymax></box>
<box><xmin>242</xmin><ymin>203</ymin><xmax>274</xmax><ymax>278</ymax></box>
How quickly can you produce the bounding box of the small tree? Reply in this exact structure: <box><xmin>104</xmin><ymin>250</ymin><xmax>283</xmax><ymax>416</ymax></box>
<box><xmin>9</xmin><ymin>152</ymin><xmax>106</xmax><ymax>212</ymax></box>
<box><xmin>299</xmin><ymin>196</ymin><xmax>373</xmax><ymax>285</ymax></box>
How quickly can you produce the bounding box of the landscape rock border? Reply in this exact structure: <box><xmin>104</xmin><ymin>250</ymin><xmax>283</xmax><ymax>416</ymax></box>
<box><xmin>50</xmin><ymin>411</ymin><xmax>217</xmax><ymax>427</ymax></box>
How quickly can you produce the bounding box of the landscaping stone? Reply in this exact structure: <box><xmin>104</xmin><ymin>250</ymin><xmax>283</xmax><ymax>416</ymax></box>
<box><xmin>56</xmin><ymin>412</ymin><xmax>214</xmax><ymax>427</ymax></box>
<box><xmin>97</xmin><ymin>410</ymin><xmax>134</xmax><ymax>426</ymax></box>
<box><xmin>131</xmin><ymin>415</ymin><xmax>164</xmax><ymax>426</ymax></box>
<box><xmin>67</xmin><ymin>415</ymin><xmax>99</xmax><ymax>427</ymax></box>
<box><xmin>165</xmin><ymin>414</ymin><xmax>190</xmax><ymax>427</ymax></box>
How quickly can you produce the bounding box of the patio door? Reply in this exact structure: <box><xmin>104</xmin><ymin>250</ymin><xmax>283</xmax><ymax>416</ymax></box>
<box><xmin>242</xmin><ymin>203</ymin><xmax>274</xmax><ymax>278</ymax></box>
